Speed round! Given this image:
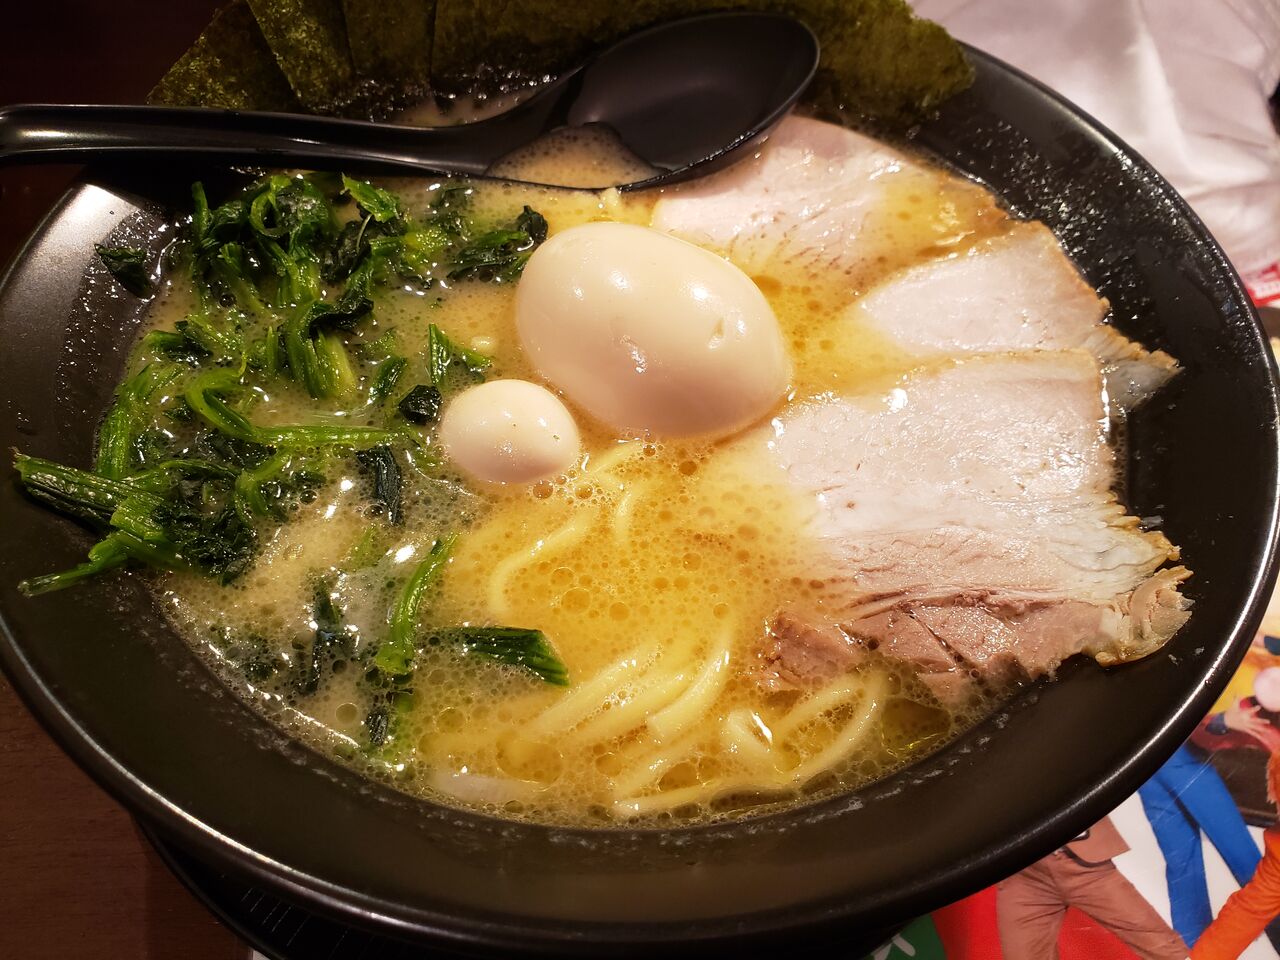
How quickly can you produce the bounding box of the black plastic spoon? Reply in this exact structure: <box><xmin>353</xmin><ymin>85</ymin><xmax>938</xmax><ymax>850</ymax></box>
<box><xmin>0</xmin><ymin>12</ymin><xmax>817</xmax><ymax>190</ymax></box>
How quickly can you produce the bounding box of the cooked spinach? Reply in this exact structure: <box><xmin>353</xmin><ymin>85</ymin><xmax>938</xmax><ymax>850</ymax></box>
<box><xmin>397</xmin><ymin>384</ymin><xmax>442</xmax><ymax>424</ymax></box>
<box><xmin>361</xmin><ymin>688</ymin><xmax>416</xmax><ymax>766</ymax></box>
<box><xmin>96</xmin><ymin>245</ymin><xmax>154</xmax><ymax>297</ymax></box>
<box><xmin>427</xmin><ymin>323</ymin><xmax>491</xmax><ymax>385</ymax></box>
<box><xmin>369</xmin><ymin>355</ymin><xmax>407</xmax><ymax>404</ymax></box>
<box><xmin>17</xmin><ymin>172</ymin><xmax>565</xmax><ymax>719</ymax></box>
<box><xmin>355</xmin><ymin>444</ymin><xmax>403</xmax><ymax>524</ymax></box>
<box><xmin>447</xmin><ymin>205</ymin><xmax>547</xmax><ymax>282</ymax></box>
<box><xmin>342</xmin><ymin>174</ymin><xmax>402</xmax><ymax>223</ymax></box>
<box><xmin>297</xmin><ymin>581</ymin><xmax>350</xmax><ymax>694</ymax></box>
<box><xmin>95</xmin><ymin>362</ymin><xmax>183</xmax><ymax>479</ymax></box>
<box><xmin>442</xmin><ymin>626</ymin><xmax>569</xmax><ymax>685</ymax></box>
<box><xmin>372</xmin><ymin>534</ymin><xmax>568</xmax><ymax>685</ymax></box>
<box><xmin>15</xmin><ymin>454</ymin><xmax>256</xmax><ymax>592</ymax></box>
<box><xmin>377</xmin><ymin>534</ymin><xmax>456</xmax><ymax>676</ymax></box>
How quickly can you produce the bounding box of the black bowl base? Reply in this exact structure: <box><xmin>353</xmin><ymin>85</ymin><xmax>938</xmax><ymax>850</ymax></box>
<box><xmin>144</xmin><ymin>823</ymin><xmax>478</xmax><ymax>960</ymax></box>
<box><xmin>143</xmin><ymin>824</ymin><xmax>901</xmax><ymax>959</ymax></box>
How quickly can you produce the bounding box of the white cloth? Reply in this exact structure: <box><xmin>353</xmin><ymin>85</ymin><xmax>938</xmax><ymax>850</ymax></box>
<box><xmin>914</xmin><ymin>0</ymin><xmax>1280</xmax><ymax>301</ymax></box>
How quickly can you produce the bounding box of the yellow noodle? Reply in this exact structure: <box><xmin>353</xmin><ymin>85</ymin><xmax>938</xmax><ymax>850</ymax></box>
<box><xmin>612</xmin><ymin>781</ymin><xmax>727</xmax><ymax>817</ymax></box>
<box><xmin>616</xmin><ymin>674</ymin><xmax>888</xmax><ymax>813</ymax></box>
<box><xmin>779</xmin><ymin>672</ymin><xmax>888</xmax><ymax>785</ymax></box>
<box><xmin>771</xmin><ymin>678</ymin><xmax>862</xmax><ymax>739</ymax></box>
<box><xmin>645</xmin><ymin>623</ymin><xmax>735</xmax><ymax>741</ymax></box>
<box><xmin>524</xmin><ymin>643</ymin><xmax>660</xmax><ymax>737</ymax></box>
<box><xmin>607</xmin><ymin>727</ymin><xmax>705</xmax><ymax>797</ymax></box>
<box><xmin>721</xmin><ymin>709</ymin><xmax>775</xmax><ymax>767</ymax></box>
<box><xmin>566</xmin><ymin>669</ymin><xmax>692</xmax><ymax>746</ymax></box>
<box><xmin>612</xmin><ymin>775</ymin><xmax>799</xmax><ymax>817</ymax></box>
<box><xmin>611</xmin><ymin>478</ymin><xmax>653</xmax><ymax>543</ymax></box>
<box><xmin>585</xmin><ymin>440</ymin><xmax>645</xmax><ymax>480</ymax></box>
<box><xmin>485</xmin><ymin>508</ymin><xmax>597</xmax><ymax>617</ymax></box>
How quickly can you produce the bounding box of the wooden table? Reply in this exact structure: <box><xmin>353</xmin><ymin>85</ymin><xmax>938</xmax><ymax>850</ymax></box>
<box><xmin>1</xmin><ymin>3</ymin><xmax>250</xmax><ymax>956</ymax></box>
<box><xmin>0</xmin><ymin>675</ymin><xmax>248</xmax><ymax>959</ymax></box>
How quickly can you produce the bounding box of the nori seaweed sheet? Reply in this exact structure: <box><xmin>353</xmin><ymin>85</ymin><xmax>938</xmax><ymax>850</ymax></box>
<box><xmin>151</xmin><ymin>0</ymin><xmax>970</xmax><ymax>127</ymax></box>
<box><xmin>430</xmin><ymin>0</ymin><xmax>973</xmax><ymax>126</ymax></box>
<box><xmin>342</xmin><ymin>0</ymin><xmax>435</xmax><ymax>87</ymax></box>
<box><xmin>246</xmin><ymin>0</ymin><xmax>356</xmax><ymax>111</ymax></box>
<box><xmin>149</xmin><ymin>0</ymin><xmax>300</xmax><ymax>111</ymax></box>
<box><xmin>812</xmin><ymin>0</ymin><xmax>974</xmax><ymax>121</ymax></box>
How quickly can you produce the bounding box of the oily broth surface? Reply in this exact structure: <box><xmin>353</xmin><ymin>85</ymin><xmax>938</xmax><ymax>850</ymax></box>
<box><xmin>155</xmin><ymin>130</ymin><xmax>1012</xmax><ymax>824</ymax></box>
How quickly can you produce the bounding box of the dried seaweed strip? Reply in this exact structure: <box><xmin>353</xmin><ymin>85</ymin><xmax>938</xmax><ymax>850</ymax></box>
<box><xmin>798</xmin><ymin>0</ymin><xmax>973</xmax><ymax>123</ymax></box>
<box><xmin>430</xmin><ymin>0</ymin><xmax>629</xmax><ymax>91</ymax></box>
<box><xmin>149</xmin><ymin>0</ymin><xmax>300</xmax><ymax>111</ymax></box>
<box><xmin>429</xmin><ymin>0</ymin><xmax>972</xmax><ymax>126</ymax></box>
<box><xmin>152</xmin><ymin>0</ymin><xmax>969</xmax><ymax>126</ymax></box>
<box><xmin>342</xmin><ymin>0</ymin><xmax>435</xmax><ymax>87</ymax></box>
<box><xmin>247</xmin><ymin>0</ymin><xmax>356</xmax><ymax>111</ymax></box>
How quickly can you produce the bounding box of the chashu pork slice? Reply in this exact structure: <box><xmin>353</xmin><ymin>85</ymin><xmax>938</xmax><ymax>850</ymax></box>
<box><xmin>652</xmin><ymin>114</ymin><xmax>1174</xmax><ymax>407</ymax></box>
<box><xmin>734</xmin><ymin>350</ymin><xmax>1189</xmax><ymax>703</ymax></box>
<box><xmin>650</xmin><ymin>115</ymin><xmax>949</xmax><ymax>276</ymax></box>
<box><xmin>852</xmin><ymin>221</ymin><xmax>1178</xmax><ymax>408</ymax></box>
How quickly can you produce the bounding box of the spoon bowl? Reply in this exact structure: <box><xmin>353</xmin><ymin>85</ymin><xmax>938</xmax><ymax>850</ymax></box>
<box><xmin>0</xmin><ymin>11</ymin><xmax>818</xmax><ymax>190</ymax></box>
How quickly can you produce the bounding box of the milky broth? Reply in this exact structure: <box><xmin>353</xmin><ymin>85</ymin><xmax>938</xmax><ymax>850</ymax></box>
<box><xmin>147</xmin><ymin>123</ymin><xmax>1013</xmax><ymax>824</ymax></box>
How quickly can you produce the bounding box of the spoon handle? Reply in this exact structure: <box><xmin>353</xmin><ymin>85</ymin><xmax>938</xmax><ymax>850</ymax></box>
<box><xmin>0</xmin><ymin>103</ymin><xmax>551</xmax><ymax>177</ymax></box>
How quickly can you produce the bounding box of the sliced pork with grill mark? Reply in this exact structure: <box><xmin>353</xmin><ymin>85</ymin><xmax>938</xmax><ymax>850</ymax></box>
<box><xmin>760</xmin><ymin>571</ymin><xmax>1190</xmax><ymax>706</ymax></box>
<box><xmin>757</xmin><ymin>606</ymin><xmax>976</xmax><ymax>706</ymax></box>
<box><xmin>756</xmin><ymin>610</ymin><xmax>858</xmax><ymax>692</ymax></box>
<box><xmin>772</xmin><ymin>351</ymin><xmax>1179</xmax><ymax>600</ymax></box>
<box><xmin>650</xmin><ymin>115</ymin><xmax>998</xmax><ymax>278</ymax></box>
<box><xmin>663</xmin><ymin>114</ymin><xmax>1189</xmax><ymax>702</ymax></box>
<box><xmin>853</xmin><ymin>222</ymin><xmax>1177</xmax><ymax>408</ymax></box>
<box><xmin>652</xmin><ymin>115</ymin><xmax>1176</xmax><ymax>408</ymax></box>
<box><xmin>742</xmin><ymin>351</ymin><xmax>1190</xmax><ymax>702</ymax></box>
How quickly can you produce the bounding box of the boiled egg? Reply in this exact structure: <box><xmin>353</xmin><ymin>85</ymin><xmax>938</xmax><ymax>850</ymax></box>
<box><xmin>439</xmin><ymin>379</ymin><xmax>581</xmax><ymax>484</ymax></box>
<box><xmin>515</xmin><ymin>222</ymin><xmax>789</xmax><ymax>438</ymax></box>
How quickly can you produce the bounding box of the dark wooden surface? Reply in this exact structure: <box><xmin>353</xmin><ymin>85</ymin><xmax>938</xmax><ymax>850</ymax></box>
<box><xmin>0</xmin><ymin>677</ymin><xmax>249</xmax><ymax>960</ymax></box>
<box><xmin>0</xmin><ymin>0</ymin><xmax>223</xmax><ymax>271</ymax></box>
<box><xmin>0</xmin><ymin>3</ymin><xmax>250</xmax><ymax>957</ymax></box>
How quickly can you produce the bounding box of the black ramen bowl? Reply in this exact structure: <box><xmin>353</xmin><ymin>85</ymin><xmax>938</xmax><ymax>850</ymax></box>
<box><xmin>1</xmin><ymin>47</ymin><xmax>1278</xmax><ymax>957</ymax></box>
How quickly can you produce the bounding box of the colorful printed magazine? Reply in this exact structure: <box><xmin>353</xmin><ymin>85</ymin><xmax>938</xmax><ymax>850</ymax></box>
<box><xmin>870</xmin><ymin>633</ymin><xmax>1280</xmax><ymax>960</ymax></box>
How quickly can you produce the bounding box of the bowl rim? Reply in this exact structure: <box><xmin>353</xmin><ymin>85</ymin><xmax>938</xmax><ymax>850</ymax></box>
<box><xmin>1</xmin><ymin>42</ymin><xmax>1278</xmax><ymax>954</ymax></box>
